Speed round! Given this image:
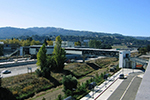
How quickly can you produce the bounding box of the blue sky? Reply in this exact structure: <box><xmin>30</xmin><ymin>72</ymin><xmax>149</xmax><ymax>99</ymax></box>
<box><xmin>0</xmin><ymin>0</ymin><xmax>150</xmax><ymax>37</ymax></box>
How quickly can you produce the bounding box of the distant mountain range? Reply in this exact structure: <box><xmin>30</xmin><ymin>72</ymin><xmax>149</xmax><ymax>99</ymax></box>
<box><xmin>0</xmin><ymin>27</ymin><xmax>36</xmax><ymax>39</ymax></box>
<box><xmin>0</xmin><ymin>27</ymin><xmax>149</xmax><ymax>40</ymax></box>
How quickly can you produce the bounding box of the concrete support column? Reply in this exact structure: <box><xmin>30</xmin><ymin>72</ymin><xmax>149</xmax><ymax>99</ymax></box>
<box><xmin>123</xmin><ymin>59</ymin><xmax>125</xmax><ymax>68</ymax></box>
<box><xmin>132</xmin><ymin>61</ymin><xmax>136</xmax><ymax>69</ymax></box>
<box><xmin>127</xmin><ymin>60</ymin><xmax>130</xmax><ymax>68</ymax></box>
<box><xmin>123</xmin><ymin>58</ymin><xmax>130</xmax><ymax>68</ymax></box>
<box><xmin>82</xmin><ymin>55</ymin><xmax>87</xmax><ymax>63</ymax></box>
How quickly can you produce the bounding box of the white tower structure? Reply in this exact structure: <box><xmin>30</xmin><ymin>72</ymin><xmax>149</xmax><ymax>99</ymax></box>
<box><xmin>119</xmin><ymin>50</ymin><xmax>130</xmax><ymax>68</ymax></box>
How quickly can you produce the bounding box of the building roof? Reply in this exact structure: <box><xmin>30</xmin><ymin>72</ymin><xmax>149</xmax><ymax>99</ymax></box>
<box><xmin>0</xmin><ymin>42</ymin><xmax>4</xmax><ymax>44</ymax></box>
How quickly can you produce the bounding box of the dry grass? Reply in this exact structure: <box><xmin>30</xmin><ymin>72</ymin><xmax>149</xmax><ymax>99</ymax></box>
<box><xmin>130</xmin><ymin>52</ymin><xmax>141</xmax><ymax>57</ymax></box>
<box><xmin>112</xmin><ymin>45</ymin><xmax>128</xmax><ymax>49</ymax></box>
<box><xmin>1</xmin><ymin>57</ymin><xmax>118</xmax><ymax>100</ymax></box>
<box><xmin>2</xmin><ymin>74</ymin><xmax>54</xmax><ymax>99</ymax></box>
<box><xmin>94</xmin><ymin>57</ymin><xmax>118</xmax><ymax>68</ymax></box>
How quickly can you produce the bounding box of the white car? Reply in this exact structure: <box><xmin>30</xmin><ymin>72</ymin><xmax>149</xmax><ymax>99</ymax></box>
<box><xmin>1</xmin><ymin>70</ymin><xmax>11</xmax><ymax>74</ymax></box>
<box><xmin>0</xmin><ymin>74</ymin><xmax>2</xmax><ymax>78</ymax></box>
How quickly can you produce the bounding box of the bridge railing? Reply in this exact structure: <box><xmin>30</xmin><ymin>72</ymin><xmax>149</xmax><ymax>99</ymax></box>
<box><xmin>130</xmin><ymin>57</ymin><xmax>149</xmax><ymax>64</ymax></box>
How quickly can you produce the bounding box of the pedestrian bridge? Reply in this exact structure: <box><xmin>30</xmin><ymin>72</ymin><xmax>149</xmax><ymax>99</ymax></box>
<box><xmin>29</xmin><ymin>46</ymin><xmax>148</xmax><ymax>67</ymax></box>
<box><xmin>64</xmin><ymin>47</ymin><xmax>119</xmax><ymax>57</ymax></box>
<box><xmin>130</xmin><ymin>57</ymin><xmax>149</xmax><ymax>64</ymax></box>
<box><xmin>129</xmin><ymin>57</ymin><xmax>149</xmax><ymax>69</ymax></box>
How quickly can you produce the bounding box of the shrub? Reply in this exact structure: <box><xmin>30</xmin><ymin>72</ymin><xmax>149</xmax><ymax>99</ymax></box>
<box><xmin>0</xmin><ymin>87</ymin><xmax>16</xmax><ymax>100</ymax></box>
<box><xmin>65</xmin><ymin>89</ymin><xmax>72</xmax><ymax>97</ymax></box>
<box><xmin>95</xmin><ymin>72</ymin><xmax>99</xmax><ymax>78</ymax></box>
<box><xmin>62</xmin><ymin>75</ymin><xmax>77</xmax><ymax>93</ymax></box>
<box><xmin>12</xmin><ymin>91</ymin><xmax>18</xmax><ymax>95</ymax></box>
<box><xmin>42</xmin><ymin>67</ymin><xmax>51</xmax><ymax>78</ymax></box>
<box><xmin>81</xmin><ymin>83</ymin><xmax>86</xmax><ymax>89</ymax></box>
<box><xmin>22</xmin><ymin>85</ymin><xmax>33</xmax><ymax>93</ymax></box>
<box><xmin>35</xmin><ymin>69</ymin><xmax>42</xmax><ymax>77</ymax></box>
<box><xmin>57</xmin><ymin>94</ymin><xmax>63</xmax><ymax>100</ymax></box>
<box><xmin>99</xmin><ymin>74</ymin><xmax>102</xmax><ymax>79</ymax></box>
<box><xmin>85</xmin><ymin>80</ymin><xmax>90</xmax><ymax>87</ymax></box>
<box><xmin>101</xmin><ymin>73</ymin><xmax>104</xmax><ymax>78</ymax></box>
<box><xmin>77</xmin><ymin>85</ymin><xmax>86</xmax><ymax>93</ymax></box>
<box><xmin>104</xmin><ymin>71</ymin><xmax>106</xmax><ymax>75</ymax></box>
<box><xmin>42</xmin><ymin>97</ymin><xmax>46</xmax><ymax>100</ymax></box>
<box><xmin>2</xmin><ymin>73</ymin><xmax>53</xmax><ymax>100</ymax></box>
<box><xmin>90</xmin><ymin>78</ymin><xmax>93</xmax><ymax>82</ymax></box>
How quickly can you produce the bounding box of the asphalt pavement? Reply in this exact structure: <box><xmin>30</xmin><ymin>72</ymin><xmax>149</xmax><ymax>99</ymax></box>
<box><xmin>0</xmin><ymin>56</ymin><xmax>105</xmax><ymax>78</ymax></box>
<box><xmin>81</xmin><ymin>69</ymin><xmax>144</xmax><ymax>100</ymax></box>
<box><xmin>108</xmin><ymin>73</ymin><xmax>142</xmax><ymax>100</ymax></box>
<box><xmin>0</xmin><ymin>64</ymin><xmax>37</xmax><ymax>78</ymax></box>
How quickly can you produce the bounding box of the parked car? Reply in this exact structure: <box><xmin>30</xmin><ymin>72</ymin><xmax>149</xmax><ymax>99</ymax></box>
<box><xmin>88</xmin><ymin>82</ymin><xmax>96</xmax><ymax>90</ymax></box>
<box><xmin>1</xmin><ymin>70</ymin><xmax>11</xmax><ymax>74</ymax></box>
<box><xmin>70</xmin><ymin>59</ymin><xmax>76</xmax><ymax>63</ymax></box>
<box><xmin>63</xmin><ymin>96</ymin><xmax>75</xmax><ymax>100</ymax></box>
<box><xmin>119</xmin><ymin>74</ymin><xmax>124</xmax><ymax>79</ymax></box>
<box><xmin>0</xmin><ymin>74</ymin><xmax>2</xmax><ymax>78</ymax></box>
<box><xmin>104</xmin><ymin>73</ymin><xmax>110</xmax><ymax>80</ymax></box>
<box><xmin>110</xmin><ymin>68</ymin><xmax>115</xmax><ymax>72</ymax></box>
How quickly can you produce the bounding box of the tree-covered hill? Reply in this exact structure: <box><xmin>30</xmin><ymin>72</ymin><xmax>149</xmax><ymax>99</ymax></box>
<box><xmin>0</xmin><ymin>27</ymin><xmax>37</xmax><ymax>39</ymax></box>
<box><xmin>0</xmin><ymin>27</ymin><xmax>150</xmax><ymax>48</ymax></box>
<box><xmin>134</xmin><ymin>36</ymin><xmax>150</xmax><ymax>41</ymax></box>
<box><xmin>0</xmin><ymin>27</ymin><xmax>124</xmax><ymax>39</ymax></box>
<box><xmin>0</xmin><ymin>27</ymin><xmax>149</xmax><ymax>40</ymax></box>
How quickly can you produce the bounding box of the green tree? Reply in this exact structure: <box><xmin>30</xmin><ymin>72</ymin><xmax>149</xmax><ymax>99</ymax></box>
<box><xmin>47</xmin><ymin>40</ymin><xmax>53</xmax><ymax>46</ymax></box>
<box><xmin>53</xmin><ymin>36</ymin><xmax>66</xmax><ymax>71</ymax></box>
<box><xmin>22</xmin><ymin>40</ymin><xmax>30</xmax><ymax>46</ymax></box>
<box><xmin>36</xmin><ymin>44</ymin><xmax>51</xmax><ymax>78</ymax></box>
<box><xmin>27</xmin><ymin>37</ymin><xmax>33</xmax><ymax>41</ymax></box>
<box><xmin>0</xmin><ymin>44</ymin><xmax>3</xmax><ymax>56</ymax></box>
<box><xmin>139</xmin><ymin>47</ymin><xmax>147</xmax><ymax>55</ymax></box>
<box><xmin>146</xmin><ymin>45</ymin><xmax>150</xmax><ymax>52</ymax></box>
<box><xmin>44</xmin><ymin>39</ymin><xmax>48</xmax><ymax>46</ymax></box>
<box><xmin>30</xmin><ymin>40</ymin><xmax>41</xmax><ymax>45</ymax></box>
<box><xmin>57</xmin><ymin>94</ymin><xmax>63</xmax><ymax>100</ymax></box>
<box><xmin>89</xmin><ymin>40</ymin><xmax>101</xmax><ymax>49</ymax></box>
<box><xmin>0</xmin><ymin>38</ymin><xmax>41</xmax><ymax>46</ymax></box>
<box><xmin>75</xmin><ymin>41</ymin><xmax>81</xmax><ymax>46</ymax></box>
<box><xmin>62</xmin><ymin>75</ymin><xmax>78</xmax><ymax>95</ymax></box>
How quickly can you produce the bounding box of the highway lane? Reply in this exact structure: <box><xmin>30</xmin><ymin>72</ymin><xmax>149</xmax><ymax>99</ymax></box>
<box><xmin>108</xmin><ymin>72</ymin><xmax>142</xmax><ymax>100</ymax></box>
<box><xmin>0</xmin><ymin>64</ymin><xmax>37</xmax><ymax>78</ymax></box>
<box><xmin>0</xmin><ymin>56</ymin><xmax>106</xmax><ymax>78</ymax></box>
<box><xmin>121</xmin><ymin>76</ymin><xmax>142</xmax><ymax>100</ymax></box>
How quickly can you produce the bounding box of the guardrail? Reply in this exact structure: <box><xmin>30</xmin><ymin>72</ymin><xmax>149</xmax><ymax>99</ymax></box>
<box><xmin>130</xmin><ymin>57</ymin><xmax>149</xmax><ymax>64</ymax></box>
<box><xmin>0</xmin><ymin>60</ymin><xmax>37</xmax><ymax>68</ymax></box>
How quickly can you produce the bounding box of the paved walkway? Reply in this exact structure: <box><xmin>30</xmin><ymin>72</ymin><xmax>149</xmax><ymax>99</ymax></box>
<box><xmin>81</xmin><ymin>68</ymin><xmax>144</xmax><ymax>100</ymax></box>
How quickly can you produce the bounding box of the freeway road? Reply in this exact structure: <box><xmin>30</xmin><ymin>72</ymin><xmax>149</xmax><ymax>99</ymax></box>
<box><xmin>0</xmin><ymin>55</ymin><xmax>106</xmax><ymax>78</ymax></box>
<box><xmin>0</xmin><ymin>56</ymin><xmax>104</xmax><ymax>78</ymax></box>
<box><xmin>0</xmin><ymin>64</ymin><xmax>37</xmax><ymax>78</ymax></box>
<box><xmin>108</xmin><ymin>72</ymin><xmax>143</xmax><ymax>100</ymax></box>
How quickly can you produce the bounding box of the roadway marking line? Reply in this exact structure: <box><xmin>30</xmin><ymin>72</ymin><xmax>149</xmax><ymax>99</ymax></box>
<box><xmin>119</xmin><ymin>75</ymin><xmax>136</xmax><ymax>100</ymax></box>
